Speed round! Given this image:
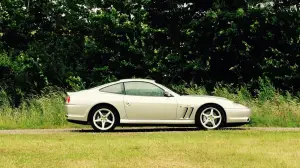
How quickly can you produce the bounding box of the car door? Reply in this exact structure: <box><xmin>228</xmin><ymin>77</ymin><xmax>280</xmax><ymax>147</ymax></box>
<box><xmin>123</xmin><ymin>81</ymin><xmax>178</xmax><ymax>120</ymax></box>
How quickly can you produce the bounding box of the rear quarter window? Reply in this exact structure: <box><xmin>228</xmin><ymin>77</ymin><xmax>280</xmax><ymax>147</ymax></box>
<box><xmin>99</xmin><ymin>83</ymin><xmax>123</xmax><ymax>94</ymax></box>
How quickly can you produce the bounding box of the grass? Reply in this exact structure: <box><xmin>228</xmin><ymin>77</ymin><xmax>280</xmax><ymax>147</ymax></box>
<box><xmin>0</xmin><ymin>92</ymin><xmax>83</xmax><ymax>129</ymax></box>
<box><xmin>1</xmin><ymin>78</ymin><xmax>300</xmax><ymax>129</ymax></box>
<box><xmin>1</xmin><ymin>130</ymin><xmax>300</xmax><ymax>168</ymax></box>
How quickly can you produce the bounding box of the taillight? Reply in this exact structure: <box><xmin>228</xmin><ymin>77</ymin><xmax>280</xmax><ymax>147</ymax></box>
<box><xmin>66</xmin><ymin>96</ymin><xmax>70</xmax><ymax>103</ymax></box>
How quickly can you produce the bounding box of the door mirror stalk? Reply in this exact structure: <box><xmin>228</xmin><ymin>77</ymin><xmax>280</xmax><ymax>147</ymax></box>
<box><xmin>164</xmin><ymin>91</ymin><xmax>173</xmax><ymax>97</ymax></box>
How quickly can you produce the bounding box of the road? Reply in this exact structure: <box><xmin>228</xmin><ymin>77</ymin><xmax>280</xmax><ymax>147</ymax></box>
<box><xmin>1</xmin><ymin>127</ymin><xmax>300</xmax><ymax>134</ymax></box>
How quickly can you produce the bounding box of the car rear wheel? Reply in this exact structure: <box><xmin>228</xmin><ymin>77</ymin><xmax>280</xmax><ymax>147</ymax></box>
<box><xmin>90</xmin><ymin>106</ymin><xmax>118</xmax><ymax>132</ymax></box>
<box><xmin>196</xmin><ymin>105</ymin><xmax>225</xmax><ymax>130</ymax></box>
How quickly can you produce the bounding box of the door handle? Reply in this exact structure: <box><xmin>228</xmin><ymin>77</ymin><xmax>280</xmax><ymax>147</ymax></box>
<box><xmin>126</xmin><ymin>102</ymin><xmax>131</xmax><ymax>106</ymax></box>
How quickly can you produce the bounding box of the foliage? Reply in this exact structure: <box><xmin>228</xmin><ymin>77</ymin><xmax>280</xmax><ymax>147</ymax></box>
<box><xmin>0</xmin><ymin>0</ymin><xmax>300</xmax><ymax>106</ymax></box>
<box><xmin>0</xmin><ymin>89</ymin><xmax>81</xmax><ymax>129</ymax></box>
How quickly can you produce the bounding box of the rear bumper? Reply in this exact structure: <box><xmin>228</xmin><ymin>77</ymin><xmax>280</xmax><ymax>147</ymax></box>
<box><xmin>225</xmin><ymin>108</ymin><xmax>252</xmax><ymax>123</ymax></box>
<box><xmin>65</xmin><ymin>104</ymin><xmax>89</xmax><ymax>123</ymax></box>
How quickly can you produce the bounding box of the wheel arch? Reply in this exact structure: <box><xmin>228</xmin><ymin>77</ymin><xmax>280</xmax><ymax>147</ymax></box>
<box><xmin>87</xmin><ymin>103</ymin><xmax>121</xmax><ymax>124</ymax></box>
<box><xmin>195</xmin><ymin>103</ymin><xmax>227</xmax><ymax>124</ymax></box>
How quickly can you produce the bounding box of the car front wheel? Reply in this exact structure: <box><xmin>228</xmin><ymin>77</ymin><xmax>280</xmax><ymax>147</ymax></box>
<box><xmin>196</xmin><ymin>105</ymin><xmax>225</xmax><ymax>130</ymax></box>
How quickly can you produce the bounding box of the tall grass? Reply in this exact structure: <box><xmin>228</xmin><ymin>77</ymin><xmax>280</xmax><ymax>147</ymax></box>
<box><xmin>0</xmin><ymin>91</ymin><xmax>79</xmax><ymax>129</ymax></box>
<box><xmin>1</xmin><ymin>78</ymin><xmax>300</xmax><ymax>129</ymax></box>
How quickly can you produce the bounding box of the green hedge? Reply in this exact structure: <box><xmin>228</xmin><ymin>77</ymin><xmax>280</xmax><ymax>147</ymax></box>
<box><xmin>0</xmin><ymin>0</ymin><xmax>300</xmax><ymax>106</ymax></box>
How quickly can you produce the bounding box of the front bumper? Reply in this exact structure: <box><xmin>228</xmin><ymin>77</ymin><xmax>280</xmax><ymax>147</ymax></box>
<box><xmin>225</xmin><ymin>107</ymin><xmax>252</xmax><ymax>123</ymax></box>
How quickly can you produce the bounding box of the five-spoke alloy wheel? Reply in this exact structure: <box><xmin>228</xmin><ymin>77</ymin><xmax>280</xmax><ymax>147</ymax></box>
<box><xmin>90</xmin><ymin>106</ymin><xmax>118</xmax><ymax>132</ymax></box>
<box><xmin>196</xmin><ymin>105</ymin><xmax>225</xmax><ymax>130</ymax></box>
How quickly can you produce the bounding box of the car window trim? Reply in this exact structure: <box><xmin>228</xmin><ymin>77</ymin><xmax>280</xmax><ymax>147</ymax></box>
<box><xmin>123</xmin><ymin>81</ymin><xmax>166</xmax><ymax>97</ymax></box>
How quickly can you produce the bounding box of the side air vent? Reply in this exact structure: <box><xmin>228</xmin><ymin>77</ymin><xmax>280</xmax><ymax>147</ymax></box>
<box><xmin>188</xmin><ymin>107</ymin><xmax>194</xmax><ymax>118</ymax></box>
<box><xmin>182</xmin><ymin>107</ymin><xmax>188</xmax><ymax>118</ymax></box>
<box><xmin>182</xmin><ymin>107</ymin><xmax>194</xmax><ymax>119</ymax></box>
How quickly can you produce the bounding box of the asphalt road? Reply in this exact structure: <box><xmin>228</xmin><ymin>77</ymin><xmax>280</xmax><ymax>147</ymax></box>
<box><xmin>1</xmin><ymin>127</ymin><xmax>300</xmax><ymax>134</ymax></box>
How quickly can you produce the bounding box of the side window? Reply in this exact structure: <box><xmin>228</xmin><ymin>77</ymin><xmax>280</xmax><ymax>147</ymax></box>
<box><xmin>124</xmin><ymin>82</ymin><xmax>164</xmax><ymax>97</ymax></box>
<box><xmin>99</xmin><ymin>83</ymin><xmax>123</xmax><ymax>94</ymax></box>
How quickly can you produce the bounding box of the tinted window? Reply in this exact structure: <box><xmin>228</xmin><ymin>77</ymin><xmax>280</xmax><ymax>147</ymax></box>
<box><xmin>99</xmin><ymin>83</ymin><xmax>123</xmax><ymax>94</ymax></box>
<box><xmin>124</xmin><ymin>82</ymin><xmax>164</xmax><ymax>96</ymax></box>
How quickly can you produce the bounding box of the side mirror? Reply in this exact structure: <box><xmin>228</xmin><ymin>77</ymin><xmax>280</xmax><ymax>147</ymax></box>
<box><xmin>164</xmin><ymin>91</ymin><xmax>173</xmax><ymax>97</ymax></box>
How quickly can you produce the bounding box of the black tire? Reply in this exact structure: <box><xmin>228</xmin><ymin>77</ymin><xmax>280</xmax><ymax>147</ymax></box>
<box><xmin>195</xmin><ymin>104</ymin><xmax>226</xmax><ymax>130</ymax></box>
<box><xmin>89</xmin><ymin>105</ymin><xmax>119</xmax><ymax>132</ymax></box>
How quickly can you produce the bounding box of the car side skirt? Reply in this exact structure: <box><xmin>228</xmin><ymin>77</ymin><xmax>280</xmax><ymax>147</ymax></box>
<box><xmin>120</xmin><ymin>119</ymin><xmax>195</xmax><ymax>125</ymax></box>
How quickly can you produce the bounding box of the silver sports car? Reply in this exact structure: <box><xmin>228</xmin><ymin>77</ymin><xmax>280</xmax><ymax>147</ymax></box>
<box><xmin>65</xmin><ymin>79</ymin><xmax>251</xmax><ymax>131</ymax></box>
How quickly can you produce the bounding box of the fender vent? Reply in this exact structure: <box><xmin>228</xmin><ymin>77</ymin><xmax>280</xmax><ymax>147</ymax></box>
<box><xmin>182</xmin><ymin>107</ymin><xmax>189</xmax><ymax>118</ymax></box>
<box><xmin>182</xmin><ymin>107</ymin><xmax>194</xmax><ymax>119</ymax></box>
<box><xmin>188</xmin><ymin>107</ymin><xmax>194</xmax><ymax>118</ymax></box>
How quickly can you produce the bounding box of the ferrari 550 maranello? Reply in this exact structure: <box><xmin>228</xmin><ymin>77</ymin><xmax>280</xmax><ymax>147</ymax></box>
<box><xmin>65</xmin><ymin>79</ymin><xmax>251</xmax><ymax>132</ymax></box>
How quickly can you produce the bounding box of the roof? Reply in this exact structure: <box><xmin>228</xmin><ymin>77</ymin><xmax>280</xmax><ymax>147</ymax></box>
<box><xmin>118</xmin><ymin>78</ymin><xmax>156</xmax><ymax>83</ymax></box>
